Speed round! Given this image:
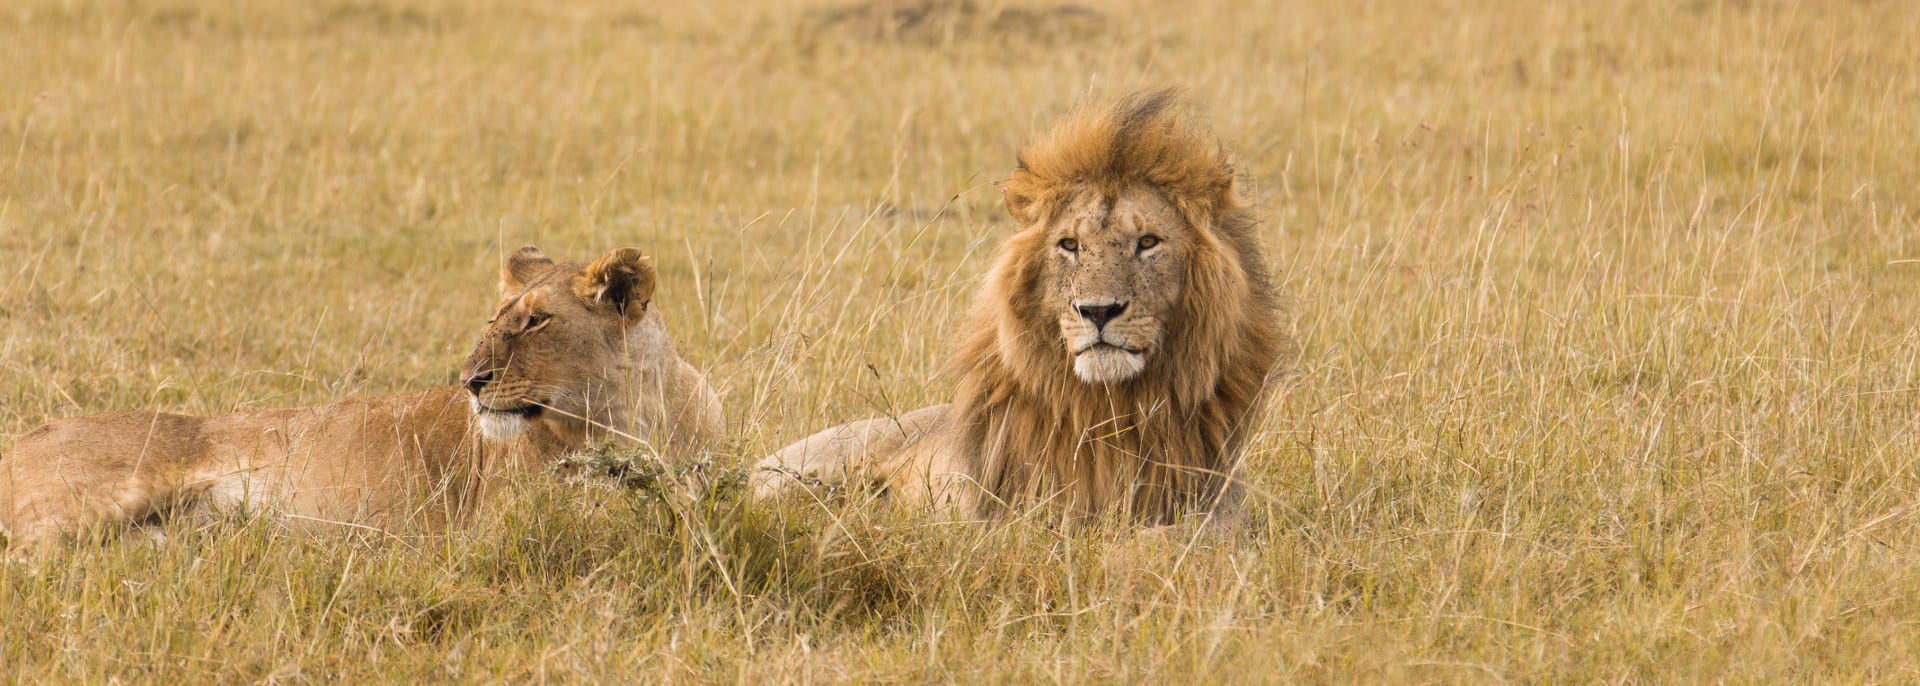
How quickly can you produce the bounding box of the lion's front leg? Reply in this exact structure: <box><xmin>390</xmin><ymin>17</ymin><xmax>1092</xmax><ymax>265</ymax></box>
<box><xmin>752</xmin><ymin>404</ymin><xmax>952</xmax><ymax>502</ymax></box>
<box><xmin>873</xmin><ymin>428</ymin><xmax>978</xmax><ymax>517</ymax></box>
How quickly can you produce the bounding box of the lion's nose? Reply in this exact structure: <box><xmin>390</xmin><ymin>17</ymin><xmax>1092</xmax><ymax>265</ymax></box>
<box><xmin>1075</xmin><ymin>301</ymin><xmax>1128</xmax><ymax>329</ymax></box>
<box><xmin>462</xmin><ymin>369</ymin><xmax>495</xmax><ymax>396</ymax></box>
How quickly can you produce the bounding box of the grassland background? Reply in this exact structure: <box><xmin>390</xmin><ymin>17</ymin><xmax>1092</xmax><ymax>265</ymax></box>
<box><xmin>3</xmin><ymin>0</ymin><xmax>1919</xmax><ymax>681</ymax></box>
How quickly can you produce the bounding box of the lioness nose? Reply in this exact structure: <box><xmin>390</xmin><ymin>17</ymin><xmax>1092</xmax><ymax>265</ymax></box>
<box><xmin>462</xmin><ymin>369</ymin><xmax>494</xmax><ymax>396</ymax></box>
<box><xmin>1075</xmin><ymin>301</ymin><xmax>1128</xmax><ymax>329</ymax></box>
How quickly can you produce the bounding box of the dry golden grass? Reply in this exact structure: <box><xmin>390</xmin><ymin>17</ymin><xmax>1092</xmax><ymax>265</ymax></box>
<box><xmin>3</xmin><ymin>0</ymin><xmax>1920</xmax><ymax>681</ymax></box>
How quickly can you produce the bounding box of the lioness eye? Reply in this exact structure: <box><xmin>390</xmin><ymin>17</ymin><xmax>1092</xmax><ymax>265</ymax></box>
<box><xmin>1058</xmin><ymin>237</ymin><xmax>1079</xmax><ymax>252</ymax></box>
<box><xmin>1138</xmin><ymin>235</ymin><xmax>1161</xmax><ymax>251</ymax></box>
<box><xmin>525</xmin><ymin>314</ymin><xmax>549</xmax><ymax>330</ymax></box>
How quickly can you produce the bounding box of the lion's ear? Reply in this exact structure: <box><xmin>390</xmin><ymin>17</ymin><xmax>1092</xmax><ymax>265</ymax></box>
<box><xmin>501</xmin><ymin>245</ymin><xmax>554</xmax><ymax>295</ymax></box>
<box><xmin>999</xmin><ymin>172</ymin><xmax>1043</xmax><ymax>227</ymax></box>
<box><xmin>574</xmin><ymin>247</ymin><xmax>656</xmax><ymax>324</ymax></box>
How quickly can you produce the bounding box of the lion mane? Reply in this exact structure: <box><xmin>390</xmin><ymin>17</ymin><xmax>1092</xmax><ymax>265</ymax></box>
<box><xmin>755</xmin><ymin>92</ymin><xmax>1290</xmax><ymax>525</ymax></box>
<box><xmin>950</xmin><ymin>91</ymin><xmax>1289</xmax><ymax>522</ymax></box>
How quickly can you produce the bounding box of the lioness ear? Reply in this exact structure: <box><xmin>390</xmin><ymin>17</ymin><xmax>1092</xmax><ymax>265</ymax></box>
<box><xmin>501</xmin><ymin>245</ymin><xmax>554</xmax><ymax>295</ymax></box>
<box><xmin>574</xmin><ymin>247</ymin><xmax>656</xmax><ymax>323</ymax></box>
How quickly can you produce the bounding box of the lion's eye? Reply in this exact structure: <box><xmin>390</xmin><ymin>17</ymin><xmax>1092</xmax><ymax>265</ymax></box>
<box><xmin>1137</xmin><ymin>235</ymin><xmax>1161</xmax><ymax>251</ymax></box>
<box><xmin>524</xmin><ymin>314</ymin><xmax>549</xmax><ymax>330</ymax></box>
<box><xmin>1058</xmin><ymin>237</ymin><xmax>1079</xmax><ymax>252</ymax></box>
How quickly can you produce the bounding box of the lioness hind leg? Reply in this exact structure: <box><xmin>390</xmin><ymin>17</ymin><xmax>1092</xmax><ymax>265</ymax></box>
<box><xmin>1</xmin><ymin>470</ymin><xmax>181</xmax><ymax>558</ymax></box>
<box><xmin>752</xmin><ymin>404</ymin><xmax>951</xmax><ymax>500</ymax></box>
<box><xmin>0</xmin><ymin>413</ymin><xmax>202</xmax><ymax>557</ymax></box>
<box><xmin>0</xmin><ymin>509</ymin><xmax>80</xmax><ymax>559</ymax></box>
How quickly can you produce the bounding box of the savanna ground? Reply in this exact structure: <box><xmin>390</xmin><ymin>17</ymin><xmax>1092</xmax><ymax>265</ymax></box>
<box><xmin>2</xmin><ymin>0</ymin><xmax>1918</xmax><ymax>681</ymax></box>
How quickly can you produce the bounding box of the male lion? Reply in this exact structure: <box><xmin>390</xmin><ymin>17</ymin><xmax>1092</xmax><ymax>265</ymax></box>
<box><xmin>755</xmin><ymin>92</ymin><xmax>1290</xmax><ymax>524</ymax></box>
<box><xmin>0</xmin><ymin>246</ymin><xmax>722</xmax><ymax>556</ymax></box>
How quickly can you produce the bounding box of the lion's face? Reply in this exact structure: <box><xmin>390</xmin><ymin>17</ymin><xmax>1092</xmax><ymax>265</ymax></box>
<box><xmin>459</xmin><ymin>246</ymin><xmax>656</xmax><ymax>443</ymax></box>
<box><xmin>1035</xmin><ymin>184</ymin><xmax>1189</xmax><ymax>385</ymax></box>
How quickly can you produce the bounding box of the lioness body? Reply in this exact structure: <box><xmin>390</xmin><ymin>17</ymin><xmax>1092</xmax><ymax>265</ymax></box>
<box><xmin>0</xmin><ymin>388</ymin><xmax>554</xmax><ymax>552</ymax></box>
<box><xmin>1</xmin><ymin>246</ymin><xmax>722</xmax><ymax>555</ymax></box>
<box><xmin>757</xmin><ymin>93</ymin><xmax>1289</xmax><ymax>524</ymax></box>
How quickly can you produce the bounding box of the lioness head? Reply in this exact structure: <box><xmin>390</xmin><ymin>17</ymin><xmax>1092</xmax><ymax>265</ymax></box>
<box><xmin>460</xmin><ymin>245</ymin><xmax>657</xmax><ymax>443</ymax></box>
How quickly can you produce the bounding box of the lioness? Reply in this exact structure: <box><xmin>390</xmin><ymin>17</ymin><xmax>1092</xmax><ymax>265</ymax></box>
<box><xmin>0</xmin><ymin>246</ymin><xmax>722</xmax><ymax>556</ymax></box>
<box><xmin>755</xmin><ymin>92</ymin><xmax>1290</xmax><ymax>525</ymax></box>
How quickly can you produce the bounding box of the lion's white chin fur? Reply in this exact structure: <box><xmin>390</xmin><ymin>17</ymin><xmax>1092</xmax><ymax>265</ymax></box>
<box><xmin>1073</xmin><ymin>346</ymin><xmax>1146</xmax><ymax>384</ymax></box>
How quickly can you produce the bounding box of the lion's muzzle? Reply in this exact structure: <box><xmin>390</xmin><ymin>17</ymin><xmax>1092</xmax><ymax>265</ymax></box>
<box><xmin>1065</xmin><ymin>298</ymin><xmax>1152</xmax><ymax>384</ymax></box>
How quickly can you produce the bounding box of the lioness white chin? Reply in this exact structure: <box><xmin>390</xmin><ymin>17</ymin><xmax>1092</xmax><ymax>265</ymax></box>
<box><xmin>754</xmin><ymin>92</ymin><xmax>1291</xmax><ymax>525</ymax></box>
<box><xmin>0</xmin><ymin>246</ymin><xmax>722</xmax><ymax>556</ymax></box>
